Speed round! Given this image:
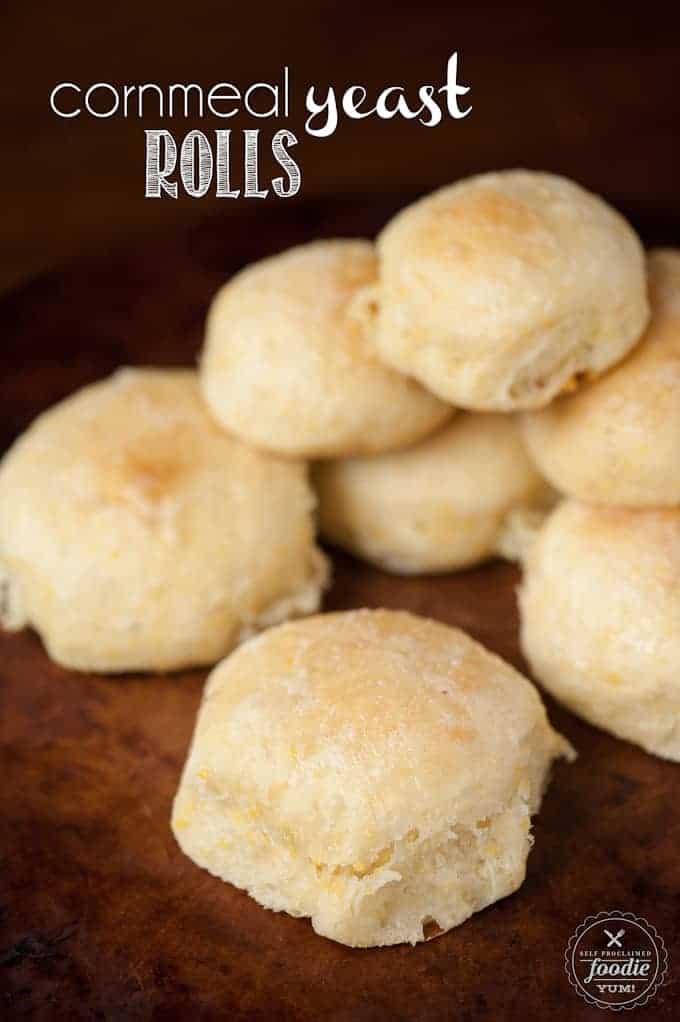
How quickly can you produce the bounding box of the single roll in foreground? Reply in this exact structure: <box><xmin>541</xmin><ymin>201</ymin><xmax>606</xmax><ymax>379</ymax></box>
<box><xmin>172</xmin><ymin>609</ymin><xmax>571</xmax><ymax>947</ymax></box>
<box><xmin>522</xmin><ymin>249</ymin><xmax>680</xmax><ymax>506</ymax></box>
<box><xmin>0</xmin><ymin>369</ymin><xmax>327</xmax><ymax>673</ymax></box>
<box><xmin>314</xmin><ymin>414</ymin><xmax>554</xmax><ymax>574</ymax></box>
<box><xmin>520</xmin><ymin>500</ymin><xmax>680</xmax><ymax>761</ymax></box>
<box><xmin>370</xmin><ymin>170</ymin><xmax>648</xmax><ymax>411</ymax></box>
<box><xmin>200</xmin><ymin>239</ymin><xmax>451</xmax><ymax>457</ymax></box>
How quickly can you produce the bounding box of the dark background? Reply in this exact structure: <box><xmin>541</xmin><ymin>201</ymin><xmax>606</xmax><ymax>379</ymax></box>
<box><xmin>1</xmin><ymin>7</ymin><xmax>680</xmax><ymax>1019</ymax></box>
<box><xmin>1</xmin><ymin>1</ymin><xmax>679</xmax><ymax>296</ymax></box>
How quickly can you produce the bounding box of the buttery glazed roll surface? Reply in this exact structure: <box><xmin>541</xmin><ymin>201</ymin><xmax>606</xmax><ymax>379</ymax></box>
<box><xmin>519</xmin><ymin>500</ymin><xmax>680</xmax><ymax>761</ymax></box>
<box><xmin>522</xmin><ymin>249</ymin><xmax>680</xmax><ymax>506</ymax></box>
<box><xmin>200</xmin><ymin>239</ymin><xmax>450</xmax><ymax>457</ymax></box>
<box><xmin>314</xmin><ymin>414</ymin><xmax>554</xmax><ymax>574</ymax></box>
<box><xmin>371</xmin><ymin>170</ymin><xmax>648</xmax><ymax>411</ymax></box>
<box><xmin>172</xmin><ymin>609</ymin><xmax>571</xmax><ymax>947</ymax></box>
<box><xmin>0</xmin><ymin>368</ymin><xmax>327</xmax><ymax>673</ymax></box>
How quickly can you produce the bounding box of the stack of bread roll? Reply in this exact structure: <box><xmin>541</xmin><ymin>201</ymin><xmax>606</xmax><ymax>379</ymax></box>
<box><xmin>1</xmin><ymin>169</ymin><xmax>675</xmax><ymax>947</ymax></box>
<box><xmin>518</xmin><ymin>249</ymin><xmax>680</xmax><ymax>762</ymax></box>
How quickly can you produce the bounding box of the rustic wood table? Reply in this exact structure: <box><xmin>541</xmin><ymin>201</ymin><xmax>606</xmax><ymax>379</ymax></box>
<box><xmin>1</xmin><ymin>210</ymin><xmax>678</xmax><ymax>1020</ymax></box>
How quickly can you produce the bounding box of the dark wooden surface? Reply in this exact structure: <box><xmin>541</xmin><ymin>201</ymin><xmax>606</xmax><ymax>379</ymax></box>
<box><xmin>1</xmin><ymin>213</ymin><xmax>679</xmax><ymax>1021</ymax></box>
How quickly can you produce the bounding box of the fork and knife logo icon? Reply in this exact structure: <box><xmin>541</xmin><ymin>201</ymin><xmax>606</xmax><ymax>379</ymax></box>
<box><xmin>605</xmin><ymin>928</ymin><xmax>625</xmax><ymax>948</ymax></box>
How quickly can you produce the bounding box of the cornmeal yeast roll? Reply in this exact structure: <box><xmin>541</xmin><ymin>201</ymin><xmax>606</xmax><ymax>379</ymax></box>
<box><xmin>368</xmin><ymin>170</ymin><xmax>648</xmax><ymax>411</ymax></box>
<box><xmin>173</xmin><ymin>609</ymin><xmax>572</xmax><ymax>947</ymax></box>
<box><xmin>0</xmin><ymin>368</ymin><xmax>327</xmax><ymax>672</ymax></box>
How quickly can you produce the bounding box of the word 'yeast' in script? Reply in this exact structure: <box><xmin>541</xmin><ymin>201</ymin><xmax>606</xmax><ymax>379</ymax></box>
<box><xmin>48</xmin><ymin>55</ymin><xmax>471</xmax><ymax>199</ymax></box>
